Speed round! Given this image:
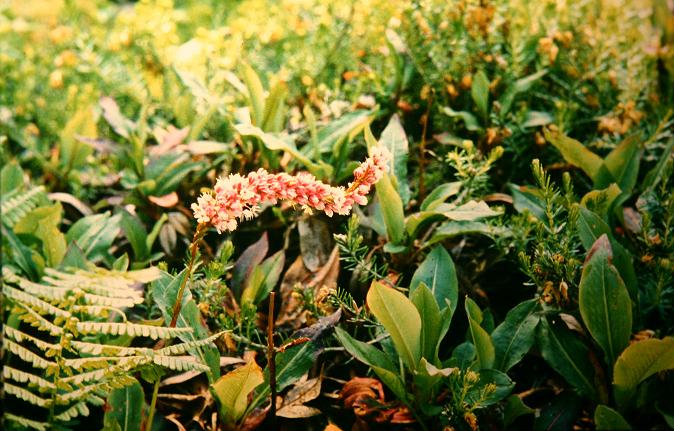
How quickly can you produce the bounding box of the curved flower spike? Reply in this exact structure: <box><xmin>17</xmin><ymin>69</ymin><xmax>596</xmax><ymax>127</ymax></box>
<box><xmin>192</xmin><ymin>146</ymin><xmax>391</xmax><ymax>233</ymax></box>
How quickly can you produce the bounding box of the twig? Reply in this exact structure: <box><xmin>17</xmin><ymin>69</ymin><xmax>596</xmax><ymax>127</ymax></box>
<box><xmin>267</xmin><ymin>292</ymin><xmax>277</xmax><ymax>430</ymax></box>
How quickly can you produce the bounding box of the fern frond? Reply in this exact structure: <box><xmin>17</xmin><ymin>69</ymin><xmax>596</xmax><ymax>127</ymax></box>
<box><xmin>4</xmin><ymin>413</ymin><xmax>49</xmax><ymax>431</ymax></box>
<box><xmin>4</xmin><ymin>383</ymin><xmax>52</xmax><ymax>407</ymax></box>
<box><xmin>53</xmin><ymin>402</ymin><xmax>90</xmax><ymax>422</ymax></box>
<box><xmin>15</xmin><ymin>302</ymin><xmax>64</xmax><ymax>336</ymax></box>
<box><xmin>3</xmin><ymin>365</ymin><xmax>56</xmax><ymax>390</ymax></box>
<box><xmin>63</xmin><ymin>355</ymin><xmax>147</xmax><ymax>371</ymax></box>
<box><xmin>70</xmin><ymin>340</ymin><xmax>150</xmax><ymax>356</ymax></box>
<box><xmin>5</xmin><ymin>286</ymin><xmax>71</xmax><ymax>318</ymax></box>
<box><xmin>4</xmin><ymin>339</ymin><xmax>57</xmax><ymax>369</ymax></box>
<box><xmin>151</xmin><ymin>355</ymin><xmax>211</xmax><ymax>372</ymax></box>
<box><xmin>155</xmin><ymin>331</ymin><xmax>224</xmax><ymax>356</ymax></box>
<box><xmin>0</xmin><ymin>186</ymin><xmax>46</xmax><ymax>227</ymax></box>
<box><xmin>76</xmin><ymin>321</ymin><xmax>192</xmax><ymax>339</ymax></box>
<box><xmin>4</xmin><ymin>326</ymin><xmax>61</xmax><ymax>353</ymax></box>
<box><xmin>44</xmin><ymin>268</ymin><xmax>144</xmax><ymax>303</ymax></box>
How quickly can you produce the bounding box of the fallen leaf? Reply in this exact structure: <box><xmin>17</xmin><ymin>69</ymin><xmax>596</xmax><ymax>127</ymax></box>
<box><xmin>277</xmin><ymin>376</ymin><xmax>322</xmax><ymax>418</ymax></box>
<box><xmin>149</xmin><ymin>192</ymin><xmax>179</xmax><ymax>208</ymax></box>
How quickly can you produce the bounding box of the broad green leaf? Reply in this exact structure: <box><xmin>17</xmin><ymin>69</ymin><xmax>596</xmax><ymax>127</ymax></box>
<box><xmin>334</xmin><ymin>327</ymin><xmax>397</xmax><ymax>373</ymax></box>
<box><xmin>212</xmin><ymin>361</ymin><xmax>264</xmax><ymax>424</ymax></box>
<box><xmin>576</xmin><ymin>206</ymin><xmax>637</xmax><ymax>301</ymax></box>
<box><xmin>367</xmin><ymin>281</ymin><xmax>421</xmax><ymax>370</ymax></box>
<box><xmin>270</xmin><ymin>340</ymin><xmax>318</xmax><ymax>392</ymax></box>
<box><xmin>503</xmin><ymin>395</ymin><xmax>534</xmax><ymax>427</ymax></box>
<box><xmin>420</xmin><ymin>182</ymin><xmax>461</xmax><ymax>211</ymax></box>
<box><xmin>534</xmin><ymin>391</ymin><xmax>583</xmax><ymax>431</ymax></box>
<box><xmin>410</xmin><ymin>246</ymin><xmax>458</xmax><ymax>316</ymax></box>
<box><xmin>375</xmin><ymin>173</ymin><xmax>406</xmax><ymax>246</ymax></box>
<box><xmin>467</xmin><ymin>369</ymin><xmax>514</xmax><ymax>407</ymax></box>
<box><xmin>315</xmin><ymin>110</ymin><xmax>373</xmax><ymax>153</ymax></box>
<box><xmin>443</xmin><ymin>200</ymin><xmax>500</xmax><ymax>221</ymax></box>
<box><xmin>241</xmin><ymin>250</ymin><xmax>285</xmax><ymax>304</ymax></box>
<box><xmin>492</xmin><ymin>299</ymin><xmax>541</xmax><ymax>372</ymax></box>
<box><xmin>509</xmin><ymin>184</ymin><xmax>546</xmax><ymax>220</ymax></box>
<box><xmin>235</xmin><ymin>123</ymin><xmax>318</xmax><ymax>172</ymax></box>
<box><xmin>2</xmin><ymin>224</ymin><xmax>42</xmax><ymax>280</ymax></box>
<box><xmin>378</xmin><ymin>115</ymin><xmax>410</xmax><ymax>204</ymax></box>
<box><xmin>14</xmin><ymin>203</ymin><xmax>66</xmax><ymax>267</ymax></box>
<box><xmin>427</xmin><ymin>220</ymin><xmax>506</xmax><ymax>246</ymax></box>
<box><xmin>545</xmin><ymin>129</ymin><xmax>603</xmax><ymax>180</ymax></box>
<box><xmin>261</xmin><ymin>80</ymin><xmax>287</xmax><ymax>132</ymax></box>
<box><xmin>580</xmin><ymin>184</ymin><xmax>622</xmax><ymax>220</ymax></box>
<box><xmin>232</xmin><ymin>233</ymin><xmax>268</xmax><ymax>298</ymax></box>
<box><xmin>240</xmin><ymin>63</ymin><xmax>266</xmax><ymax>126</ymax></box>
<box><xmin>465</xmin><ymin>297</ymin><xmax>495</xmax><ymax>369</ymax></box>
<box><xmin>579</xmin><ymin>235</ymin><xmax>632</xmax><ymax>367</ymax></box>
<box><xmin>442</xmin><ymin>106</ymin><xmax>481</xmax><ymax>131</ymax></box>
<box><xmin>372</xmin><ymin>366</ymin><xmax>408</xmax><ymax>402</ymax></box>
<box><xmin>65</xmin><ymin>212</ymin><xmax>121</xmax><ymax>263</ymax></box>
<box><xmin>120</xmin><ymin>211</ymin><xmax>149</xmax><ymax>262</ymax></box>
<box><xmin>642</xmin><ymin>137</ymin><xmax>674</xmax><ymax>191</ymax></box>
<box><xmin>1</xmin><ymin>161</ymin><xmax>23</xmax><ymax>195</ymax></box>
<box><xmin>613</xmin><ymin>337</ymin><xmax>674</xmax><ymax>408</ymax></box>
<box><xmin>602</xmin><ymin>135</ymin><xmax>641</xmax><ymax>192</ymax></box>
<box><xmin>499</xmin><ymin>69</ymin><xmax>548</xmax><ymax>115</ymax></box>
<box><xmin>410</xmin><ymin>283</ymin><xmax>444</xmax><ymax>363</ymax></box>
<box><xmin>60</xmin><ymin>105</ymin><xmax>96</xmax><ymax>170</ymax></box>
<box><xmin>151</xmin><ymin>270</ymin><xmax>220</xmax><ymax>380</ymax></box>
<box><xmin>103</xmin><ymin>378</ymin><xmax>144</xmax><ymax>431</ymax></box>
<box><xmin>471</xmin><ymin>70</ymin><xmax>490</xmax><ymax>119</ymax></box>
<box><xmin>594</xmin><ymin>405</ymin><xmax>631</xmax><ymax>430</ymax></box>
<box><xmin>537</xmin><ymin>315</ymin><xmax>598</xmax><ymax>401</ymax></box>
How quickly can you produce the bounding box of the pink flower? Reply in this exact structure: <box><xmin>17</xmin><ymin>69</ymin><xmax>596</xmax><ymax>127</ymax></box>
<box><xmin>191</xmin><ymin>147</ymin><xmax>391</xmax><ymax>233</ymax></box>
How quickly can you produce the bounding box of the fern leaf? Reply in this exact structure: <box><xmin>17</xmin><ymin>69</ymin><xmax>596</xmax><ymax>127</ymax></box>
<box><xmin>4</xmin><ymin>326</ymin><xmax>61</xmax><ymax>353</ymax></box>
<box><xmin>3</xmin><ymin>365</ymin><xmax>56</xmax><ymax>390</ymax></box>
<box><xmin>70</xmin><ymin>340</ymin><xmax>150</xmax><ymax>357</ymax></box>
<box><xmin>4</xmin><ymin>413</ymin><xmax>49</xmax><ymax>431</ymax></box>
<box><xmin>4</xmin><ymin>286</ymin><xmax>71</xmax><ymax>318</ymax></box>
<box><xmin>53</xmin><ymin>402</ymin><xmax>90</xmax><ymax>422</ymax></box>
<box><xmin>155</xmin><ymin>331</ymin><xmax>225</xmax><ymax>356</ymax></box>
<box><xmin>0</xmin><ymin>186</ymin><xmax>46</xmax><ymax>227</ymax></box>
<box><xmin>4</xmin><ymin>383</ymin><xmax>52</xmax><ymax>407</ymax></box>
<box><xmin>76</xmin><ymin>321</ymin><xmax>192</xmax><ymax>339</ymax></box>
<box><xmin>15</xmin><ymin>302</ymin><xmax>64</xmax><ymax>336</ymax></box>
<box><xmin>152</xmin><ymin>355</ymin><xmax>211</xmax><ymax>372</ymax></box>
<box><xmin>4</xmin><ymin>339</ymin><xmax>57</xmax><ymax>369</ymax></box>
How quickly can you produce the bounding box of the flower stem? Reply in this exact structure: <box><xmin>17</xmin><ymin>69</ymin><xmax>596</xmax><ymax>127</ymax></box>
<box><xmin>169</xmin><ymin>223</ymin><xmax>206</xmax><ymax>328</ymax></box>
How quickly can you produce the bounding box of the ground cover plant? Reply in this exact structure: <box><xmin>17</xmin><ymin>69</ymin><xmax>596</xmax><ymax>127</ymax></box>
<box><xmin>1</xmin><ymin>0</ymin><xmax>674</xmax><ymax>430</ymax></box>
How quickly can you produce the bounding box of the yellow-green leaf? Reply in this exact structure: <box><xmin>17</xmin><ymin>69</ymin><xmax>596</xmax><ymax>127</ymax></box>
<box><xmin>212</xmin><ymin>360</ymin><xmax>264</xmax><ymax>424</ymax></box>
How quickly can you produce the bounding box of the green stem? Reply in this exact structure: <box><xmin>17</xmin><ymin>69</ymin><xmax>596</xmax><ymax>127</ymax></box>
<box><xmin>169</xmin><ymin>224</ymin><xmax>206</xmax><ymax>328</ymax></box>
<box><xmin>145</xmin><ymin>379</ymin><xmax>160</xmax><ymax>431</ymax></box>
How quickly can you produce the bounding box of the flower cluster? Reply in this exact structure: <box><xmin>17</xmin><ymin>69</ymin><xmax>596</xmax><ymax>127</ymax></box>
<box><xmin>192</xmin><ymin>147</ymin><xmax>391</xmax><ymax>233</ymax></box>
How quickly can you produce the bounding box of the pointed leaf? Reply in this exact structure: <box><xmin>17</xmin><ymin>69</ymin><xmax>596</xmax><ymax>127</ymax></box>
<box><xmin>378</xmin><ymin>115</ymin><xmax>410</xmax><ymax>204</ymax></box>
<box><xmin>410</xmin><ymin>283</ymin><xmax>444</xmax><ymax>362</ymax></box>
<box><xmin>594</xmin><ymin>405</ymin><xmax>631</xmax><ymax>430</ymax></box>
<box><xmin>465</xmin><ymin>297</ymin><xmax>495</xmax><ymax>369</ymax></box>
<box><xmin>212</xmin><ymin>361</ymin><xmax>264</xmax><ymax>423</ymax></box>
<box><xmin>103</xmin><ymin>378</ymin><xmax>144</xmax><ymax>431</ymax></box>
<box><xmin>367</xmin><ymin>281</ymin><xmax>421</xmax><ymax>370</ymax></box>
<box><xmin>410</xmin><ymin>246</ymin><xmax>458</xmax><ymax>316</ymax></box>
<box><xmin>492</xmin><ymin>299</ymin><xmax>541</xmax><ymax>371</ymax></box>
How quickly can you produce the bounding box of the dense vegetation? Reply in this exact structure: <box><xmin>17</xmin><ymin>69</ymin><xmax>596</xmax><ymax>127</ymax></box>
<box><xmin>2</xmin><ymin>0</ymin><xmax>674</xmax><ymax>430</ymax></box>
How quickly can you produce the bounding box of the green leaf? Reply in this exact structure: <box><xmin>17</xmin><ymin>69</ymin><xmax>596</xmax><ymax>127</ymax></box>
<box><xmin>367</xmin><ymin>281</ymin><xmax>421</xmax><ymax>370</ymax></box>
<box><xmin>232</xmin><ymin>233</ymin><xmax>268</xmax><ymax>298</ymax></box>
<box><xmin>14</xmin><ymin>203</ymin><xmax>66</xmax><ymax>267</ymax></box>
<box><xmin>467</xmin><ymin>369</ymin><xmax>514</xmax><ymax>407</ymax></box>
<box><xmin>492</xmin><ymin>299</ymin><xmax>541</xmax><ymax>372</ymax></box>
<box><xmin>1</xmin><ymin>161</ymin><xmax>23</xmax><ymax>195</ymax></box>
<box><xmin>334</xmin><ymin>327</ymin><xmax>397</xmax><ymax>372</ymax></box>
<box><xmin>613</xmin><ymin>337</ymin><xmax>674</xmax><ymax>408</ymax></box>
<box><xmin>59</xmin><ymin>105</ymin><xmax>96</xmax><ymax>170</ymax></box>
<box><xmin>315</xmin><ymin>110</ymin><xmax>373</xmax><ymax>153</ymax></box>
<box><xmin>534</xmin><ymin>391</ymin><xmax>583</xmax><ymax>431</ymax></box>
<box><xmin>103</xmin><ymin>378</ymin><xmax>144</xmax><ymax>431</ymax></box>
<box><xmin>576</xmin><ymin>206</ymin><xmax>637</xmax><ymax>301</ymax></box>
<box><xmin>420</xmin><ymin>182</ymin><xmax>462</xmax><ymax>211</ymax></box>
<box><xmin>537</xmin><ymin>315</ymin><xmax>598</xmax><ymax>401</ymax></box>
<box><xmin>641</xmin><ymin>137</ymin><xmax>674</xmax><ymax>191</ymax></box>
<box><xmin>602</xmin><ymin>135</ymin><xmax>641</xmax><ymax>192</ymax></box>
<box><xmin>594</xmin><ymin>405</ymin><xmax>631</xmax><ymax>430</ymax></box>
<box><xmin>509</xmin><ymin>184</ymin><xmax>546</xmax><ymax>220</ymax></box>
<box><xmin>240</xmin><ymin>63</ymin><xmax>266</xmax><ymax>127</ymax></box>
<box><xmin>427</xmin><ymin>220</ymin><xmax>506</xmax><ymax>246</ymax></box>
<box><xmin>271</xmin><ymin>340</ymin><xmax>318</xmax><ymax>392</ymax></box>
<box><xmin>499</xmin><ymin>69</ymin><xmax>547</xmax><ymax>115</ymax></box>
<box><xmin>471</xmin><ymin>70</ymin><xmax>490</xmax><ymax>119</ymax></box>
<box><xmin>212</xmin><ymin>361</ymin><xmax>264</xmax><ymax>424</ymax></box>
<box><xmin>443</xmin><ymin>200</ymin><xmax>501</xmax><ymax>221</ymax></box>
<box><xmin>579</xmin><ymin>235</ymin><xmax>632</xmax><ymax>367</ymax></box>
<box><xmin>378</xmin><ymin>115</ymin><xmax>411</xmax><ymax>204</ymax></box>
<box><xmin>151</xmin><ymin>270</ymin><xmax>220</xmax><ymax>380</ymax></box>
<box><xmin>503</xmin><ymin>395</ymin><xmax>534</xmax><ymax>427</ymax></box>
<box><xmin>261</xmin><ymin>80</ymin><xmax>287</xmax><ymax>132</ymax></box>
<box><xmin>241</xmin><ymin>250</ymin><xmax>285</xmax><ymax>305</ymax></box>
<box><xmin>235</xmin><ymin>123</ymin><xmax>318</xmax><ymax>172</ymax></box>
<box><xmin>442</xmin><ymin>106</ymin><xmax>482</xmax><ymax>131</ymax></box>
<box><xmin>65</xmin><ymin>212</ymin><xmax>121</xmax><ymax>263</ymax></box>
<box><xmin>465</xmin><ymin>297</ymin><xmax>495</xmax><ymax>369</ymax></box>
<box><xmin>410</xmin><ymin>246</ymin><xmax>458</xmax><ymax>316</ymax></box>
<box><xmin>410</xmin><ymin>283</ymin><xmax>444</xmax><ymax>363</ymax></box>
<box><xmin>375</xmin><ymin>173</ymin><xmax>406</xmax><ymax>246</ymax></box>
<box><xmin>545</xmin><ymin>129</ymin><xmax>603</xmax><ymax>180</ymax></box>
<box><xmin>522</xmin><ymin>111</ymin><xmax>554</xmax><ymax>128</ymax></box>
<box><xmin>372</xmin><ymin>366</ymin><xmax>408</xmax><ymax>402</ymax></box>
<box><xmin>120</xmin><ymin>211</ymin><xmax>149</xmax><ymax>262</ymax></box>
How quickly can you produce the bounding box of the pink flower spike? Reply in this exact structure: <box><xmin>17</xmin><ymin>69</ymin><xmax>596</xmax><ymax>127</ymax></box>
<box><xmin>192</xmin><ymin>146</ymin><xmax>392</xmax><ymax>232</ymax></box>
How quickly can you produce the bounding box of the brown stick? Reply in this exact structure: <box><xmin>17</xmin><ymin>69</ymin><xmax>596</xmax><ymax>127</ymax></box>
<box><xmin>267</xmin><ymin>292</ymin><xmax>277</xmax><ymax>429</ymax></box>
